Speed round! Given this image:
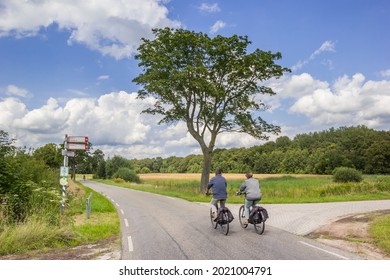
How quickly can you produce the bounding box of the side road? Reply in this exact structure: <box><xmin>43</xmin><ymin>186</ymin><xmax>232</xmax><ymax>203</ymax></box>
<box><xmin>224</xmin><ymin>200</ymin><xmax>390</xmax><ymax>235</ymax></box>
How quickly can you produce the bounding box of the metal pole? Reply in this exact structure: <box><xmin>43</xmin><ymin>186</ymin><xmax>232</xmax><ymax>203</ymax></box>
<box><xmin>62</xmin><ymin>134</ymin><xmax>68</xmax><ymax>214</ymax></box>
<box><xmin>86</xmin><ymin>193</ymin><xmax>92</xmax><ymax>220</ymax></box>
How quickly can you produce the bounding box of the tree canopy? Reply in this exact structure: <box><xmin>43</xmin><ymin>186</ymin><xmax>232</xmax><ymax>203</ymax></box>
<box><xmin>133</xmin><ymin>28</ymin><xmax>290</xmax><ymax>190</ymax></box>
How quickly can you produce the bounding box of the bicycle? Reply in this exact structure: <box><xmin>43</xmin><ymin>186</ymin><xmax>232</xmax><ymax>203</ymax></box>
<box><xmin>237</xmin><ymin>192</ymin><xmax>266</xmax><ymax>235</ymax></box>
<box><xmin>206</xmin><ymin>194</ymin><xmax>230</xmax><ymax>235</ymax></box>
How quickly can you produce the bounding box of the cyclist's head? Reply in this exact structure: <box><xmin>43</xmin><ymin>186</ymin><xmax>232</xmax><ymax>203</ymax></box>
<box><xmin>245</xmin><ymin>172</ymin><xmax>253</xmax><ymax>179</ymax></box>
<box><xmin>215</xmin><ymin>169</ymin><xmax>223</xmax><ymax>175</ymax></box>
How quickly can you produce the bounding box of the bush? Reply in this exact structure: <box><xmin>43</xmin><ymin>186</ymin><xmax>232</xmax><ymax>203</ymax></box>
<box><xmin>112</xmin><ymin>168</ymin><xmax>140</xmax><ymax>183</ymax></box>
<box><xmin>113</xmin><ymin>178</ymin><xmax>125</xmax><ymax>184</ymax></box>
<box><xmin>333</xmin><ymin>167</ymin><xmax>363</xmax><ymax>183</ymax></box>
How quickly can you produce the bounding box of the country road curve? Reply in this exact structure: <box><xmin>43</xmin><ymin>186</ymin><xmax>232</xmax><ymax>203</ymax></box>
<box><xmin>83</xmin><ymin>180</ymin><xmax>363</xmax><ymax>260</ymax></box>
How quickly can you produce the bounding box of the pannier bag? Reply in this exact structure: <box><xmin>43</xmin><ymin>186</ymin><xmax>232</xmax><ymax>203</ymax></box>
<box><xmin>217</xmin><ymin>207</ymin><xmax>234</xmax><ymax>224</ymax></box>
<box><xmin>249</xmin><ymin>206</ymin><xmax>269</xmax><ymax>223</ymax></box>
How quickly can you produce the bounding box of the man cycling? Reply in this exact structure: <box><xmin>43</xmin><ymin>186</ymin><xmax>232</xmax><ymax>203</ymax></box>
<box><xmin>237</xmin><ymin>172</ymin><xmax>262</xmax><ymax>225</ymax></box>
<box><xmin>205</xmin><ymin>169</ymin><xmax>227</xmax><ymax>220</ymax></box>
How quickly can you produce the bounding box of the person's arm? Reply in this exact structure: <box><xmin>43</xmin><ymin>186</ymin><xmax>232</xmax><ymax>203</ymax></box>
<box><xmin>238</xmin><ymin>182</ymin><xmax>247</xmax><ymax>193</ymax></box>
<box><xmin>206</xmin><ymin>178</ymin><xmax>214</xmax><ymax>194</ymax></box>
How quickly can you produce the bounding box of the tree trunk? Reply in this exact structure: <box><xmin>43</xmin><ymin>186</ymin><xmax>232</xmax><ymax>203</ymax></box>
<box><xmin>200</xmin><ymin>149</ymin><xmax>213</xmax><ymax>193</ymax></box>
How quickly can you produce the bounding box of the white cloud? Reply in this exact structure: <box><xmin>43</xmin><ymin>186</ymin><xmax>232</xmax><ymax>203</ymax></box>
<box><xmin>289</xmin><ymin>73</ymin><xmax>390</xmax><ymax>128</ymax></box>
<box><xmin>0</xmin><ymin>0</ymin><xmax>181</xmax><ymax>59</ymax></box>
<box><xmin>0</xmin><ymin>91</ymin><xmax>178</xmax><ymax>158</ymax></box>
<box><xmin>380</xmin><ymin>69</ymin><xmax>390</xmax><ymax>78</ymax></box>
<box><xmin>13</xmin><ymin>98</ymin><xmax>69</xmax><ymax>133</ymax></box>
<box><xmin>310</xmin><ymin>40</ymin><xmax>336</xmax><ymax>59</ymax></box>
<box><xmin>210</xmin><ymin>20</ymin><xmax>226</xmax><ymax>34</ymax></box>
<box><xmin>0</xmin><ymin>97</ymin><xmax>28</xmax><ymax>130</ymax></box>
<box><xmin>97</xmin><ymin>75</ymin><xmax>110</xmax><ymax>80</ymax></box>
<box><xmin>6</xmin><ymin>84</ymin><xmax>29</xmax><ymax>97</ymax></box>
<box><xmin>199</xmin><ymin>3</ymin><xmax>220</xmax><ymax>13</ymax></box>
<box><xmin>292</xmin><ymin>40</ymin><xmax>336</xmax><ymax>71</ymax></box>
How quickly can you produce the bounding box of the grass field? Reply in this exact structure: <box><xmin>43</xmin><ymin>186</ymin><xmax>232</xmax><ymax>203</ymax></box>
<box><xmin>139</xmin><ymin>173</ymin><xmax>328</xmax><ymax>180</ymax></box>
<box><xmin>99</xmin><ymin>173</ymin><xmax>390</xmax><ymax>204</ymax></box>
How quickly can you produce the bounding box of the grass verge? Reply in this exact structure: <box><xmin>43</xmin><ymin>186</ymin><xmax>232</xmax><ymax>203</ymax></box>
<box><xmin>369</xmin><ymin>214</ymin><xmax>390</xmax><ymax>256</ymax></box>
<box><xmin>0</xmin><ymin>180</ymin><xmax>120</xmax><ymax>257</ymax></box>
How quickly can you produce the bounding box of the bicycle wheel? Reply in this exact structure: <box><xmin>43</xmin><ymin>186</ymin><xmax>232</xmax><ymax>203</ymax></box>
<box><xmin>254</xmin><ymin>220</ymin><xmax>265</xmax><ymax>235</ymax></box>
<box><xmin>238</xmin><ymin>205</ymin><xmax>248</xmax><ymax>228</ymax></box>
<box><xmin>219</xmin><ymin>212</ymin><xmax>229</xmax><ymax>235</ymax></box>
<box><xmin>210</xmin><ymin>208</ymin><xmax>218</xmax><ymax>229</ymax></box>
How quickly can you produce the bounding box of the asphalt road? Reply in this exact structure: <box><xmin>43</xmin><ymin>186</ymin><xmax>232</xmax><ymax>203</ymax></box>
<box><xmin>83</xmin><ymin>180</ymin><xmax>364</xmax><ymax>260</ymax></box>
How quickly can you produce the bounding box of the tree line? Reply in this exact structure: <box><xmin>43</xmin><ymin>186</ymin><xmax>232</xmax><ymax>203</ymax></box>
<box><xmin>15</xmin><ymin>125</ymin><xmax>388</xmax><ymax>178</ymax></box>
<box><xmin>128</xmin><ymin>126</ymin><xmax>390</xmax><ymax>175</ymax></box>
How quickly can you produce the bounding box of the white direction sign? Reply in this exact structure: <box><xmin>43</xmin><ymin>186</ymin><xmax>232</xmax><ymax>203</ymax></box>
<box><xmin>67</xmin><ymin>136</ymin><xmax>88</xmax><ymax>143</ymax></box>
<box><xmin>61</xmin><ymin>150</ymin><xmax>75</xmax><ymax>157</ymax></box>
<box><xmin>67</xmin><ymin>143</ymin><xmax>88</xmax><ymax>150</ymax></box>
<box><xmin>60</xmin><ymin>167</ymin><xmax>69</xmax><ymax>177</ymax></box>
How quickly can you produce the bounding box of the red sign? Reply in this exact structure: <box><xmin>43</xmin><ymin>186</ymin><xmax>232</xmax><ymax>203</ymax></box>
<box><xmin>67</xmin><ymin>143</ymin><xmax>89</xmax><ymax>150</ymax></box>
<box><xmin>67</xmin><ymin>136</ymin><xmax>88</xmax><ymax>143</ymax></box>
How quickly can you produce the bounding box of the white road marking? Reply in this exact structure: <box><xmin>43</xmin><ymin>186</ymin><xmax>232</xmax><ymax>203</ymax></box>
<box><xmin>124</xmin><ymin>218</ymin><xmax>129</xmax><ymax>227</ymax></box>
<box><xmin>120</xmin><ymin>209</ymin><xmax>124</xmax><ymax>215</ymax></box>
<box><xmin>299</xmin><ymin>241</ymin><xmax>349</xmax><ymax>260</ymax></box>
<box><xmin>116</xmin><ymin>203</ymin><xmax>120</xmax><ymax>207</ymax></box>
<box><xmin>128</xmin><ymin>236</ymin><xmax>134</xmax><ymax>252</ymax></box>
<box><xmin>111</xmin><ymin>199</ymin><xmax>115</xmax><ymax>203</ymax></box>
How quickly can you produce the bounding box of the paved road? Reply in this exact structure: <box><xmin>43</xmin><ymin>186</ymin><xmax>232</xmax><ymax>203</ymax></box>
<box><xmin>82</xmin><ymin>181</ymin><xmax>382</xmax><ymax>260</ymax></box>
<box><xmin>227</xmin><ymin>199</ymin><xmax>390</xmax><ymax>235</ymax></box>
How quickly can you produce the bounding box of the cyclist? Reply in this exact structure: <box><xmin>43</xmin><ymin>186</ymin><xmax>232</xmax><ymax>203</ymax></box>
<box><xmin>237</xmin><ymin>172</ymin><xmax>262</xmax><ymax>225</ymax></box>
<box><xmin>205</xmin><ymin>169</ymin><xmax>227</xmax><ymax>220</ymax></box>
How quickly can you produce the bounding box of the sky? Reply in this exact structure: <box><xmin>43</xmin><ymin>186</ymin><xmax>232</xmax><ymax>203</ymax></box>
<box><xmin>0</xmin><ymin>0</ymin><xmax>389</xmax><ymax>159</ymax></box>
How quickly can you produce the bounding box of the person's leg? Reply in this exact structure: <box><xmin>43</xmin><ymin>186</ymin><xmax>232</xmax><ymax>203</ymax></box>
<box><xmin>210</xmin><ymin>198</ymin><xmax>218</xmax><ymax>218</ymax></box>
<box><xmin>219</xmin><ymin>199</ymin><xmax>226</xmax><ymax>209</ymax></box>
<box><xmin>244</xmin><ymin>199</ymin><xmax>252</xmax><ymax>219</ymax></box>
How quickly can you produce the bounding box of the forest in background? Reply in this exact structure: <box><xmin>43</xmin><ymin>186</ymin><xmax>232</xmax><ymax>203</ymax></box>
<box><xmin>128</xmin><ymin>126</ymin><xmax>390</xmax><ymax>175</ymax></box>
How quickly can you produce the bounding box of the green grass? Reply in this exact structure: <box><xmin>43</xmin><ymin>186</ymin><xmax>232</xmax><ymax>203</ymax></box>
<box><xmin>71</xmin><ymin>183</ymin><xmax>120</xmax><ymax>242</ymax></box>
<box><xmin>0</xmin><ymin>218</ymin><xmax>76</xmax><ymax>255</ymax></box>
<box><xmin>0</xmin><ymin>181</ymin><xmax>120</xmax><ymax>256</ymax></box>
<box><xmin>369</xmin><ymin>214</ymin><xmax>390</xmax><ymax>256</ymax></box>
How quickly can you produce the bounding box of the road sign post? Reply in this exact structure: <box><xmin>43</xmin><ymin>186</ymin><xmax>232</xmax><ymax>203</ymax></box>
<box><xmin>61</xmin><ymin>134</ymin><xmax>89</xmax><ymax>214</ymax></box>
<box><xmin>61</xmin><ymin>135</ymin><xmax>68</xmax><ymax>214</ymax></box>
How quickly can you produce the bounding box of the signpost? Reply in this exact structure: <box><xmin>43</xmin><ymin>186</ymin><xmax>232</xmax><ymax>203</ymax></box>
<box><xmin>60</xmin><ymin>134</ymin><xmax>89</xmax><ymax>214</ymax></box>
<box><xmin>67</xmin><ymin>136</ymin><xmax>88</xmax><ymax>143</ymax></box>
<box><xmin>67</xmin><ymin>143</ymin><xmax>89</xmax><ymax>150</ymax></box>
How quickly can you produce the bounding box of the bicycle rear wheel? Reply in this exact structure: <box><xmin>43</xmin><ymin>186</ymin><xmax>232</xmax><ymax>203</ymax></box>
<box><xmin>219</xmin><ymin>212</ymin><xmax>229</xmax><ymax>235</ymax></box>
<box><xmin>238</xmin><ymin>205</ymin><xmax>248</xmax><ymax>228</ymax></box>
<box><xmin>254</xmin><ymin>220</ymin><xmax>265</xmax><ymax>235</ymax></box>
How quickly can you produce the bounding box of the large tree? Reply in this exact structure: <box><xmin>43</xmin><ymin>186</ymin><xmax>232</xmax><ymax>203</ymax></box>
<box><xmin>133</xmin><ymin>28</ymin><xmax>290</xmax><ymax>191</ymax></box>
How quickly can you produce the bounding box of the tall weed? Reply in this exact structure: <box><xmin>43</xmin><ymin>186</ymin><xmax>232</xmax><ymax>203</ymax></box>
<box><xmin>0</xmin><ymin>218</ymin><xmax>75</xmax><ymax>256</ymax></box>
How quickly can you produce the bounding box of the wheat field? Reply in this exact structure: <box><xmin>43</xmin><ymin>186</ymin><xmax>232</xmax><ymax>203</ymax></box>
<box><xmin>139</xmin><ymin>173</ymin><xmax>328</xmax><ymax>181</ymax></box>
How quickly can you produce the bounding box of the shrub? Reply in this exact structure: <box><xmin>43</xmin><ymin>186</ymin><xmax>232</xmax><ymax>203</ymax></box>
<box><xmin>113</xmin><ymin>178</ymin><xmax>125</xmax><ymax>184</ymax></box>
<box><xmin>333</xmin><ymin>167</ymin><xmax>363</xmax><ymax>183</ymax></box>
<box><xmin>112</xmin><ymin>168</ymin><xmax>140</xmax><ymax>183</ymax></box>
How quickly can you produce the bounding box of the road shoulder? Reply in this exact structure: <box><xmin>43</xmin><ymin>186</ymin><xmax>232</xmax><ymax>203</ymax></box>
<box><xmin>306</xmin><ymin>209</ymin><xmax>390</xmax><ymax>260</ymax></box>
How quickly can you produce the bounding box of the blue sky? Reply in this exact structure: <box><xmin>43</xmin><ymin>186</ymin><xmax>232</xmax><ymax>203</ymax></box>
<box><xmin>1</xmin><ymin>0</ymin><xmax>389</xmax><ymax>159</ymax></box>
